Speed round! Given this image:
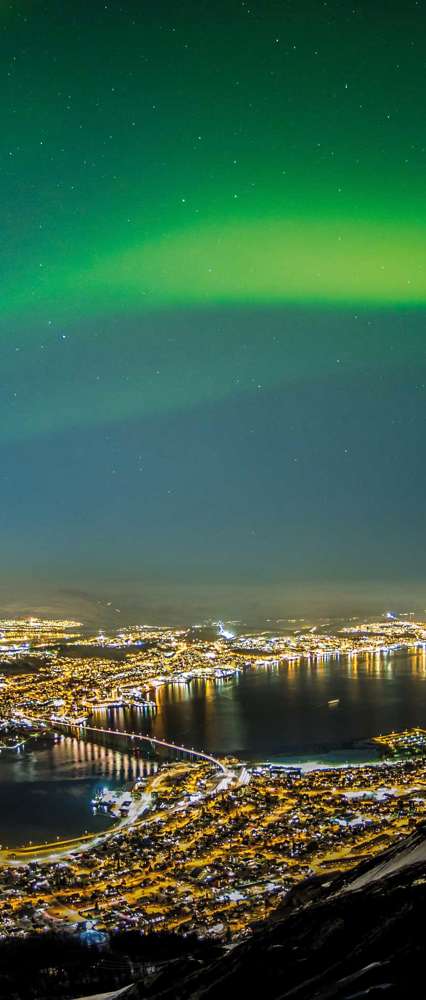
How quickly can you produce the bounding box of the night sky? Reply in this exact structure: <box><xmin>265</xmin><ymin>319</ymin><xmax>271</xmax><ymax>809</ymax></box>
<box><xmin>1</xmin><ymin>0</ymin><xmax>425</xmax><ymax>621</ymax></box>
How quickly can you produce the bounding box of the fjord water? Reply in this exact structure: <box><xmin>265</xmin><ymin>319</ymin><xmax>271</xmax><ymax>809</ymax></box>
<box><xmin>94</xmin><ymin>648</ymin><xmax>426</xmax><ymax>759</ymax></box>
<box><xmin>0</xmin><ymin>738</ymin><xmax>158</xmax><ymax>848</ymax></box>
<box><xmin>2</xmin><ymin>647</ymin><xmax>426</xmax><ymax>846</ymax></box>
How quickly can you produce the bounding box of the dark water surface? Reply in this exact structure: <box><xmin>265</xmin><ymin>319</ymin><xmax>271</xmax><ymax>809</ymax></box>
<box><xmin>3</xmin><ymin>648</ymin><xmax>426</xmax><ymax>845</ymax></box>
<box><xmin>95</xmin><ymin>648</ymin><xmax>426</xmax><ymax>757</ymax></box>
<box><xmin>0</xmin><ymin>737</ymin><xmax>157</xmax><ymax>847</ymax></box>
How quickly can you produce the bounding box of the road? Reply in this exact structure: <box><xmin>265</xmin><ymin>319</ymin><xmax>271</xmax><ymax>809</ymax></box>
<box><xmin>0</xmin><ymin>714</ymin><xmax>228</xmax><ymax>865</ymax></box>
<box><xmin>50</xmin><ymin>716</ymin><xmax>228</xmax><ymax>773</ymax></box>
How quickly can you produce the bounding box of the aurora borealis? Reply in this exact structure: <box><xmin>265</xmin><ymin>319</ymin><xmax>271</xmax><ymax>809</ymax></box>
<box><xmin>1</xmin><ymin>0</ymin><xmax>425</xmax><ymax>618</ymax></box>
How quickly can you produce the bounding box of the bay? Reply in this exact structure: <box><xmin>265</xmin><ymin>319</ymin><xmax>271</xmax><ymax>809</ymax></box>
<box><xmin>3</xmin><ymin>647</ymin><xmax>426</xmax><ymax>846</ymax></box>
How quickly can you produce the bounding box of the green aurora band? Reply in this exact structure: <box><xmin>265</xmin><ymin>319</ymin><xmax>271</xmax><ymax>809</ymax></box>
<box><xmin>1</xmin><ymin>0</ymin><xmax>425</xmax><ymax>440</ymax></box>
<box><xmin>4</xmin><ymin>214</ymin><xmax>426</xmax><ymax>320</ymax></box>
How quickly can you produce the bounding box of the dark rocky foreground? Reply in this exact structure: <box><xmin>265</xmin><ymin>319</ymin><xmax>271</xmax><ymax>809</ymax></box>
<box><xmin>142</xmin><ymin>823</ymin><xmax>426</xmax><ymax>1000</ymax></box>
<box><xmin>3</xmin><ymin>826</ymin><xmax>426</xmax><ymax>999</ymax></box>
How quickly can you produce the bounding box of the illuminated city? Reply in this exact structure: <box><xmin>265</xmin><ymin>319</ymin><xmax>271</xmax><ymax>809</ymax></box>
<box><xmin>1</xmin><ymin>615</ymin><xmax>426</xmax><ymax>946</ymax></box>
<box><xmin>2</xmin><ymin>0</ymin><xmax>426</xmax><ymax>994</ymax></box>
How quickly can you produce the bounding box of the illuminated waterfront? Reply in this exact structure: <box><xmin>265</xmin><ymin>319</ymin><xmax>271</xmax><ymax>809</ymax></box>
<box><xmin>94</xmin><ymin>646</ymin><xmax>426</xmax><ymax>758</ymax></box>
<box><xmin>3</xmin><ymin>644</ymin><xmax>426</xmax><ymax>847</ymax></box>
<box><xmin>2</xmin><ymin>620</ymin><xmax>426</xmax><ymax>938</ymax></box>
<box><xmin>0</xmin><ymin>736</ymin><xmax>158</xmax><ymax>847</ymax></box>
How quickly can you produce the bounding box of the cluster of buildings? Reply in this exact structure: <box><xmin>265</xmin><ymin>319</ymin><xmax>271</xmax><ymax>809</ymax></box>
<box><xmin>0</xmin><ymin>617</ymin><xmax>82</xmax><ymax>664</ymax></box>
<box><xmin>373</xmin><ymin>727</ymin><xmax>426</xmax><ymax>756</ymax></box>
<box><xmin>235</xmin><ymin>616</ymin><xmax>426</xmax><ymax>661</ymax></box>
<box><xmin>1</xmin><ymin>616</ymin><xmax>426</xmax><ymax>942</ymax></box>
<box><xmin>1</xmin><ymin>616</ymin><xmax>426</xmax><ymax>737</ymax></box>
<box><xmin>1</xmin><ymin>754</ymin><xmax>426</xmax><ymax>940</ymax></box>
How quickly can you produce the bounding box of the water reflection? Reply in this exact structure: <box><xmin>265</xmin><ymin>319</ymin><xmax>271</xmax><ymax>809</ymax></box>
<box><xmin>0</xmin><ymin>736</ymin><xmax>158</xmax><ymax>847</ymax></box>
<box><xmin>3</xmin><ymin>648</ymin><xmax>426</xmax><ymax>846</ymax></box>
<box><xmin>94</xmin><ymin>648</ymin><xmax>426</xmax><ymax>758</ymax></box>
